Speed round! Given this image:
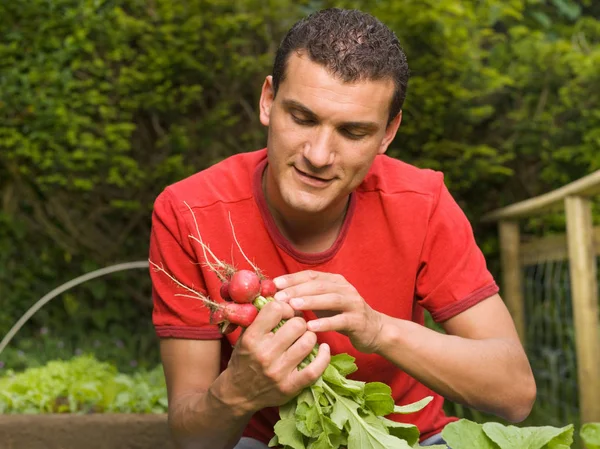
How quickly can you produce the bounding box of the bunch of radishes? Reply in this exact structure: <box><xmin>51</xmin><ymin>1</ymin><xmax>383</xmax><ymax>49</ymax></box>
<box><xmin>209</xmin><ymin>269</ymin><xmax>279</xmax><ymax>335</ymax></box>
<box><xmin>148</xmin><ymin>204</ymin><xmax>284</xmax><ymax>336</ymax></box>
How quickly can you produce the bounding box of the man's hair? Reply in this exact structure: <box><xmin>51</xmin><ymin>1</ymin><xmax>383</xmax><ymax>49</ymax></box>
<box><xmin>272</xmin><ymin>8</ymin><xmax>409</xmax><ymax>124</ymax></box>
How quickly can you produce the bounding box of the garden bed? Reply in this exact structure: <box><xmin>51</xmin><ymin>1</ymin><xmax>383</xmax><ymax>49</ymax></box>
<box><xmin>0</xmin><ymin>414</ymin><xmax>175</xmax><ymax>449</ymax></box>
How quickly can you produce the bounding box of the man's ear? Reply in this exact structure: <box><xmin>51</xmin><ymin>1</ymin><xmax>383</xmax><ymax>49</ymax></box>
<box><xmin>378</xmin><ymin>110</ymin><xmax>402</xmax><ymax>155</ymax></box>
<box><xmin>259</xmin><ymin>75</ymin><xmax>274</xmax><ymax>127</ymax></box>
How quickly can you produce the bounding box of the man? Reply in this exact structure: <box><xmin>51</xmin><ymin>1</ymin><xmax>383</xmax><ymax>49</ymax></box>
<box><xmin>149</xmin><ymin>8</ymin><xmax>536</xmax><ymax>449</ymax></box>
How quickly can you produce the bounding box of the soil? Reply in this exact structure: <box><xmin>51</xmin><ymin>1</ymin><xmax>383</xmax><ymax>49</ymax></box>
<box><xmin>0</xmin><ymin>414</ymin><xmax>176</xmax><ymax>449</ymax></box>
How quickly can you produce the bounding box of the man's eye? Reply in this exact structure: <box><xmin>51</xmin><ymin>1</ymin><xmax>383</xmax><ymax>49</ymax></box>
<box><xmin>341</xmin><ymin>129</ymin><xmax>367</xmax><ymax>140</ymax></box>
<box><xmin>291</xmin><ymin>115</ymin><xmax>315</xmax><ymax>125</ymax></box>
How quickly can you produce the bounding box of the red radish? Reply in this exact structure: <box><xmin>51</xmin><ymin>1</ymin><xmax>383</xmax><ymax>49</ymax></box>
<box><xmin>228</xmin><ymin>269</ymin><xmax>261</xmax><ymax>303</ymax></box>
<box><xmin>209</xmin><ymin>308</ymin><xmax>226</xmax><ymax>325</ymax></box>
<box><xmin>260</xmin><ymin>279</ymin><xmax>277</xmax><ymax>297</ymax></box>
<box><xmin>223</xmin><ymin>302</ymin><xmax>258</xmax><ymax>327</ymax></box>
<box><xmin>220</xmin><ymin>281</ymin><xmax>232</xmax><ymax>301</ymax></box>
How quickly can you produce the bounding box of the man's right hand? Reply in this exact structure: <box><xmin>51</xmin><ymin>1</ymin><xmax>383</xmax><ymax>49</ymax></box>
<box><xmin>214</xmin><ymin>300</ymin><xmax>331</xmax><ymax>414</ymax></box>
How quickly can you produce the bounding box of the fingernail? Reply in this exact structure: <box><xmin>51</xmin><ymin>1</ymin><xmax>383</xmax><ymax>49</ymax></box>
<box><xmin>308</xmin><ymin>320</ymin><xmax>319</xmax><ymax>331</ymax></box>
<box><xmin>273</xmin><ymin>277</ymin><xmax>286</xmax><ymax>288</ymax></box>
<box><xmin>274</xmin><ymin>291</ymin><xmax>288</xmax><ymax>302</ymax></box>
<box><xmin>290</xmin><ymin>298</ymin><xmax>304</xmax><ymax>308</ymax></box>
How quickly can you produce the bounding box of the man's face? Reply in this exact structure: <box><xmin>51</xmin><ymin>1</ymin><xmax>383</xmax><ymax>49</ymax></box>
<box><xmin>259</xmin><ymin>52</ymin><xmax>401</xmax><ymax>217</ymax></box>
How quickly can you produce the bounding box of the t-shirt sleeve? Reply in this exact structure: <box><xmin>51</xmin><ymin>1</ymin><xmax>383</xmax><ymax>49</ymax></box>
<box><xmin>149</xmin><ymin>188</ymin><xmax>221</xmax><ymax>339</ymax></box>
<box><xmin>415</xmin><ymin>175</ymin><xmax>499</xmax><ymax>322</ymax></box>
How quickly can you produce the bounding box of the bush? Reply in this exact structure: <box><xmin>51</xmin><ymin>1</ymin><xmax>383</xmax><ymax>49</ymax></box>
<box><xmin>0</xmin><ymin>0</ymin><xmax>307</xmax><ymax>365</ymax></box>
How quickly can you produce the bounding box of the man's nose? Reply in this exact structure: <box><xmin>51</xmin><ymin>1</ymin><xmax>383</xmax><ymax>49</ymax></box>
<box><xmin>302</xmin><ymin>128</ymin><xmax>335</xmax><ymax>169</ymax></box>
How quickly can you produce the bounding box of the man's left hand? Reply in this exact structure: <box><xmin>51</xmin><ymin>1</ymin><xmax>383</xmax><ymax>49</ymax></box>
<box><xmin>273</xmin><ymin>270</ymin><xmax>384</xmax><ymax>354</ymax></box>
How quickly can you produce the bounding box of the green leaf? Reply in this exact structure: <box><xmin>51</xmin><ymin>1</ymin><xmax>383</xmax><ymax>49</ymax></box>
<box><xmin>363</xmin><ymin>382</ymin><xmax>394</xmax><ymax>416</ymax></box>
<box><xmin>268</xmin><ymin>435</ymin><xmax>279</xmax><ymax>448</ymax></box>
<box><xmin>330</xmin><ymin>393</ymin><xmax>351</xmax><ymax>430</ymax></box>
<box><xmin>322</xmin><ymin>365</ymin><xmax>364</xmax><ymax>396</ymax></box>
<box><xmin>297</xmin><ymin>402</ymin><xmax>322</xmax><ymax>437</ymax></box>
<box><xmin>549</xmin><ymin>0</ymin><xmax>581</xmax><ymax>21</ymax></box>
<box><xmin>361</xmin><ymin>413</ymin><xmax>389</xmax><ymax>434</ymax></box>
<box><xmin>332</xmin><ymin>394</ymin><xmax>413</xmax><ymax>449</ymax></box>
<box><xmin>377</xmin><ymin>417</ymin><xmax>420</xmax><ymax>447</ymax></box>
<box><xmin>307</xmin><ymin>431</ymin><xmax>334</xmax><ymax>449</ymax></box>
<box><xmin>297</xmin><ymin>388</ymin><xmax>316</xmax><ymax>407</ymax></box>
<box><xmin>307</xmin><ymin>415</ymin><xmax>344</xmax><ymax>449</ymax></box>
<box><xmin>482</xmin><ymin>422</ymin><xmax>574</xmax><ymax>449</ymax></box>
<box><xmin>442</xmin><ymin>420</ymin><xmax>499</xmax><ymax>449</ymax></box>
<box><xmin>279</xmin><ymin>398</ymin><xmax>297</xmax><ymax>420</ymax></box>
<box><xmin>530</xmin><ymin>11</ymin><xmax>552</xmax><ymax>29</ymax></box>
<box><xmin>274</xmin><ymin>417</ymin><xmax>307</xmax><ymax>449</ymax></box>
<box><xmin>329</xmin><ymin>354</ymin><xmax>358</xmax><ymax>376</ymax></box>
<box><xmin>580</xmin><ymin>423</ymin><xmax>600</xmax><ymax>449</ymax></box>
<box><xmin>62</xmin><ymin>292</ymin><xmax>79</xmax><ymax>317</ymax></box>
<box><xmin>392</xmin><ymin>396</ymin><xmax>433</xmax><ymax>414</ymax></box>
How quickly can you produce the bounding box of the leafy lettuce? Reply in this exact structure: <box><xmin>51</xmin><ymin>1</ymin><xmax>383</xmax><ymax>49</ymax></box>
<box><xmin>442</xmin><ymin>419</ymin><xmax>574</xmax><ymax>449</ymax></box>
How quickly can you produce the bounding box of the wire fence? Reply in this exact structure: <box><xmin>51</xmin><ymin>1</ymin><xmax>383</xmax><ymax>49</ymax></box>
<box><xmin>522</xmin><ymin>254</ymin><xmax>600</xmax><ymax>430</ymax></box>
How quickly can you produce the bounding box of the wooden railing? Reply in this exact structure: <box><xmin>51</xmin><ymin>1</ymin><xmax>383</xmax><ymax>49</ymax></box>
<box><xmin>482</xmin><ymin>170</ymin><xmax>600</xmax><ymax>425</ymax></box>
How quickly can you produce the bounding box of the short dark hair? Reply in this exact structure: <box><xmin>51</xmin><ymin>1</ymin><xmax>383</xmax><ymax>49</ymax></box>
<box><xmin>272</xmin><ymin>8</ymin><xmax>409</xmax><ymax>124</ymax></box>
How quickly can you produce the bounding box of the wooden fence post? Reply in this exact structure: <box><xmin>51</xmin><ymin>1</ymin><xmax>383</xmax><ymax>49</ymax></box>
<box><xmin>565</xmin><ymin>195</ymin><xmax>600</xmax><ymax>424</ymax></box>
<box><xmin>498</xmin><ymin>220</ymin><xmax>526</xmax><ymax>345</ymax></box>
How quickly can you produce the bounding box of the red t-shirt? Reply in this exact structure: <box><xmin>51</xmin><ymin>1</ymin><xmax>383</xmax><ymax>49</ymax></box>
<box><xmin>149</xmin><ymin>148</ymin><xmax>499</xmax><ymax>443</ymax></box>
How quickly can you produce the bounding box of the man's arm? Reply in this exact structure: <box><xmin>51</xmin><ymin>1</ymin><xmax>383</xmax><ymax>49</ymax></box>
<box><xmin>160</xmin><ymin>301</ymin><xmax>331</xmax><ymax>449</ymax></box>
<box><xmin>375</xmin><ymin>293</ymin><xmax>536</xmax><ymax>422</ymax></box>
<box><xmin>274</xmin><ymin>272</ymin><xmax>536</xmax><ymax>423</ymax></box>
<box><xmin>160</xmin><ymin>338</ymin><xmax>252</xmax><ymax>449</ymax></box>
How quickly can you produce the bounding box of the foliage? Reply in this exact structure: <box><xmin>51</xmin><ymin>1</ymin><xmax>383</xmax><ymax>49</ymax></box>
<box><xmin>0</xmin><ymin>0</ymin><xmax>306</xmax><ymax>366</ymax></box>
<box><xmin>442</xmin><ymin>419</ymin><xmax>575</xmax><ymax>449</ymax></box>
<box><xmin>323</xmin><ymin>0</ymin><xmax>600</xmax><ymax>222</ymax></box>
<box><xmin>270</xmin><ymin>353</ymin><xmax>434</xmax><ymax>449</ymax></box>
<box><xmin>0</xmin><ymin>329</ymin><xmax>159</xmax><ymax>375</ymax></box>
<box><xmin>580</xmin><ymin>423</ymin><xmax>600</xmax><ymax>449</ymax></box>
<box><xmin>0</xmin><ymin>355</ymin><xmax>167</xmax><ymax>414</ymax></box>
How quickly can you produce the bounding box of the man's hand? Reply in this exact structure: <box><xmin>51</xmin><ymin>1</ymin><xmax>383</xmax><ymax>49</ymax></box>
<box><xmin>273</xmin><ymin>270</ymin><xmax>384</xmax><ymax>354</ymax></box>
<box><xmin>220</xmin><ymin>300</ymin><xmax>331</xmax><ymax>414</ymax></box>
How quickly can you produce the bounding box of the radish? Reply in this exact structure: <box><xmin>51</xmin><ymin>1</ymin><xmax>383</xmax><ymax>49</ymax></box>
<box><xmin>220</xmin><ymin>281</ymin><xmax>232</xmax><ymax>301</ymax></box>
<box><xmin>228</xmin><ymin>269</ymin><xmax>261</xmax><ymax>303</ymax></box>
<box><xmin>210</xmin><ymin>302</ymin><xmax>258</xmax><ymax>329</ymax></box>
<box><xmin>210</xmin><ymin>303</ymin><xmax>258</xmax><ymax>328</ymax></box>
<box><xmin>223</xmin><ymin>302</ymin><xmax>259</xmax><ymax>327</ymax></box>
<box><xmin>209</xmin><ymin>307</ymin><xmax>225</xmax><ymax>325</ymax></box>
<box><xmin>260</xmin><ymin>279</ymin><xmax>277</xmax><ymax>298</ymax></box>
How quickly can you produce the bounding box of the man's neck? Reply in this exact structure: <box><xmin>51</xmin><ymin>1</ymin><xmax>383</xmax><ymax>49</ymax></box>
<box><xmin>270</xmin><ymin>202</ymin><xmax>349</xmax><ymax>253</ymax></box>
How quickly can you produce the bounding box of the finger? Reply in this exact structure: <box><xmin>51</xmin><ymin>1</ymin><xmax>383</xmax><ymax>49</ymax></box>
<box><xmin>273</xmin><ymin>270</ymin><xmax>321</xmax><ymax>292</ymax></box>
<box><xmin>290</xmin><ymin>342</ymin><xmax>331</xmax><ymax>390</ymax></box>
<box><xmin>274</xmin><ymin>279</ymin><xmax>339</xmax><ymax>304</ymax></box>
<box><xmin>306</xmin><ymin>314</ymin><xmax>349</xmax><ymax>333</ymax></box>
<box><xmin>266</xmin><ymin>317</ymin><xmax>309</xmax><ymax>354</ymax></box>
<box><xmin>279</xmin><ymin>329</ymin><xmax>318</xmax><ymax>369</ymax></box>
<box><xmin>246</xmin><ymin>301</ymin><xmax>295</xmax><ymax>336</ymax></box>
<box><xmin>287</xmin><ymin>293</ymin><xmax>348</xmax><ymax>313</ymax></box>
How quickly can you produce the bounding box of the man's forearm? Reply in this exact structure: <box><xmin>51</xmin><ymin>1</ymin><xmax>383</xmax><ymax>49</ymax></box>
<box><xmin>376</xmin><ymin>315</ymin><xmax>535</xmax><ymax>422</ymax></box>
<box><xmin>168</xmin><ymin>373</ymin><xmax>254</xmax><ymax>449</ymax></box>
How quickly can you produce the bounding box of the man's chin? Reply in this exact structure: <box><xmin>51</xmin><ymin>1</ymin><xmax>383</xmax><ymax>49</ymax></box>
<box><xmin>285</xmin><ymin>195</ymin><xmax>330</xmax><ymax>215</ymax></box>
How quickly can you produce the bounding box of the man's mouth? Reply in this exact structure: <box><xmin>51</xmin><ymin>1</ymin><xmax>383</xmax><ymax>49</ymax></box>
<box><xmin>294</xmin><ymin>166</ymin><xmax>334</xmax><ymax>183</ymax></box>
